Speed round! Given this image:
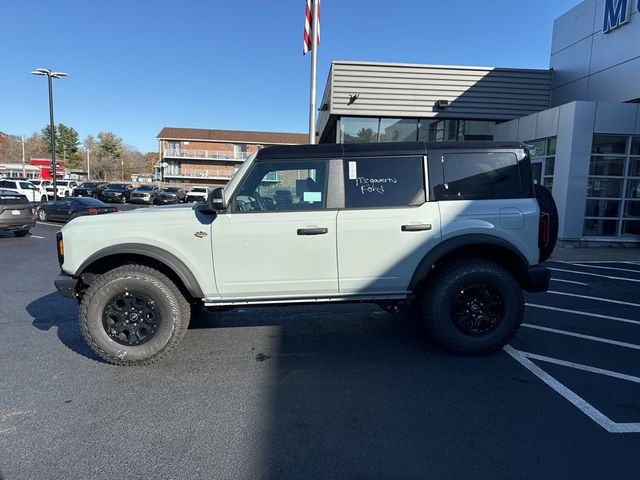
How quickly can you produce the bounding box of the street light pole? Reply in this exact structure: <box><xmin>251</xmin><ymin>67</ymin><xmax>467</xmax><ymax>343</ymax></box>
<box><xmin>31</xmin><ymin>68</ymin><xmax>68</xmax><ymax>201</ymax></box>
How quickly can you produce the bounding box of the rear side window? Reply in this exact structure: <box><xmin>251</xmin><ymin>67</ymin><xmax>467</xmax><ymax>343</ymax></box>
<box><xmin>343</xmin><ymin>156</ymin><xmax>425</xmax><ymax>208</ymax></box>
<box><xmin>436</xmin><ymin>152</ymin><xmax>525</xmax><ymax>200</ymax></box>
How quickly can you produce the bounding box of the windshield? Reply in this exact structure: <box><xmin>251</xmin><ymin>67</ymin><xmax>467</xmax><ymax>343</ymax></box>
<box><xmin>75</xmin><ymin>198</ymin><xmax>107</xmax><ymax>206</ymax></box>
<box><xmin>57</xmin><ymin>181</ymin><xmax>69</xmax><ymax>186</ymax></box>
<box><xmin>163</xmin><ymin>188</ymin><xmax>179</xmax><ymax>192</ymax></box>
<box><xmin>108</xmin><ymin>184</ymin><xmax>127</xmax><ymax>191</ymax></box>
<box><xmin>136</xmin><ymin>185</ymin><xmax>155</xmax><ymax>191</ymax></box>
<box><xmin>80</xmin><ymin>182</ymin><xmax>97</xmax><ymax>188</ymax></box>
<box><xmin>192</xmin><ymin>188</ymin><xmax>207</xmax><ymax>193</ymax></box>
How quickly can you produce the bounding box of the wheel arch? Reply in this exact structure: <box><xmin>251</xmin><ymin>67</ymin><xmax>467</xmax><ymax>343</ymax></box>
<box><xmin>408</xmin><ymin>235</ymin><xmax>530</xmax><ymax>293</ymax></box>
<box><xmin>76</xmin><ymin>244</ymin><xmax>204</xmax><ymax>299</ymax></box>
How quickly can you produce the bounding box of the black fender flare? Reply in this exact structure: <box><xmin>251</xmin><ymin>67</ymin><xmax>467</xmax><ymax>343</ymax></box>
<box><xmin>76</xmin><ymin>243</ymin><xmax>204</xmax><ymax>298</ymax></box>
<box><xmin>408</xmin><ymin>234</ymin><xmax>530</xmax><ymax>291</ymax></box>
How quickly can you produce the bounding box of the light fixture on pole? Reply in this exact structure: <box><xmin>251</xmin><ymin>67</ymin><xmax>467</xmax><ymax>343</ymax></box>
<box><xmin>31</xmin><ymin>68</ymin><xmax>68</xmax><ymax>201</ymax></box>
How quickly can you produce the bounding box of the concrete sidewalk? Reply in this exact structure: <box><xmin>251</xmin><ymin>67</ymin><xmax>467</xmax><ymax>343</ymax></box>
<box><xmin>549</xmin><ymin>246</ymin><xmax>640</xmax><ymax>262</ymax></box>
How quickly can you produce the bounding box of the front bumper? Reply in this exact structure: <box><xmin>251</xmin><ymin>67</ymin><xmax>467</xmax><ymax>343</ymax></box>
<box><xmin>54</xmin><ymin>273</ymin><xmax>78</xmax><ymax>298</ymax></box>
<box><xmin>521</xmin><ymin>265</ymin><xmax>550</xmax><ymax>293</ymax></box>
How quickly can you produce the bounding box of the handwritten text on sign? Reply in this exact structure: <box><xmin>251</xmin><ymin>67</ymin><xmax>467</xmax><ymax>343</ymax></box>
<box><xmin>355</xmin><ymin>177</ymin><xmax>398</xmax><ymax>194</ymax></box>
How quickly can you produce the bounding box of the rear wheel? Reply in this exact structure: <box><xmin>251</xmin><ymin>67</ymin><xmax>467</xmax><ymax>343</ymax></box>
<box><xmin>37</xmin><ymin>209</ymin><xmax>48</xmax><ymax>221</ymax></box>
<box><xmin>13</xmin><ymin>229</ymin><xmax>29</xmax><ymax>237</ymax></box>
<box><xmin>79</xmin><ymin>265</ymin><xmax>190</xmax><ymax>365</ymax></box>
<box><xmin>535</xmin><ymin>184</ymin><xmax>558</xmax><ymax>262</ymax></box>
<box><xmin>420</xmin><ymin>259</ymin><xmax>524</xmax><ymax>355</ymax></box>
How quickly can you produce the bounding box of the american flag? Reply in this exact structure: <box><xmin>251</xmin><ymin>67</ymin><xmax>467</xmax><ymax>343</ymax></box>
<box><xmin>303</xmin><ymin>0</ymin><xmax>320</xmax><ymax>55</ymax></box>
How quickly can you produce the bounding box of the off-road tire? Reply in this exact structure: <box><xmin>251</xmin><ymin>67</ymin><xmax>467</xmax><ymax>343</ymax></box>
<box><xmin>534</xmin><ymin>184</ymin><xmax>558</xmax><ymax>262</ymax></box>
<box><xmin>79</xmin><ymin>265</ymin><xmax>190</xmax><ymax>366</ymax></box>
<box><xmin>13</xmin><ymin>229</ymin><xmax>29</xmax><ymax>237</ymax></box>
<box><xmin>37</xmin><ymin>209</ymin><xmax>48</xmax><ymax>221</ymax></box>
<box><xmin>420</xmin><ymin>259</ymin><xmax>524</xmax><ymax>355</ymax></box>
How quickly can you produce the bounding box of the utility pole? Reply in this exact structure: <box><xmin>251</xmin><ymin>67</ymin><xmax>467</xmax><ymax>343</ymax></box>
<box><xmin>21</xmin><ymin>136</ymin><xmax>26</xmax><ymax>177</ymax></box>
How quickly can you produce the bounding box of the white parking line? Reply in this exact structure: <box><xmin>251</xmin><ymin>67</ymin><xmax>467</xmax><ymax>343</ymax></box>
<box><xmin>29</xmin><ymin>235</ymin><xmax>44</xmax><ymax>239</ymax></box>
<box><xmin>526</xmin><ymin>303</ymin><xmax>640</xmax><ymax>326</ymax></box>
<box><xmin>560</xmin><ymin>260</ymin><xmax>640</xmax><ymax>265</ymax></box>
<box><xmin>505</xmin><ymin>346</ymin><xmax>640</xmax><ymax>433</ymax></box>
<box><xmin>548</xmin><ymin>267</ymin><xmax>640</xmax><ymax>283</ymax></box>
<box><xmin>36</xmin><ymin>222</ymin><xmax>61</xmax><ymax>228</ymax></box>
<box><xmin>548</xmin><ymin>290</ymin><xmax>640</xmax><ymax>308</ymax></box>
<box><xmin>522</xmin><ymin>323</ymin><xmax>640</xmax><ymax>350</ymax></box>
<box><xmin>521</xmin><ymin>351</ymin><xmax>640</xmax><ymax>384</ymax></box>
<box><xmin>550</xmin><ymin>278</ymin><xmax>588</xmax><ymax>286</ymax></box>
<box><xmin>556</xmin><ymin>261</ymin><xmax>640</xmax><ymax>275</ymax></box>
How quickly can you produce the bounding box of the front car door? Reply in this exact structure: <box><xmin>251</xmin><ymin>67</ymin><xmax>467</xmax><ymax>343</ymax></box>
<box><xmin>336</xmin><ymin>154</ymin><xmax>441</xmax><ymax>295</ymax></box>
<box><xmin>211</xmin><ymin>158</ymin><xmax>339</xmax><ymax>300</ymax></box>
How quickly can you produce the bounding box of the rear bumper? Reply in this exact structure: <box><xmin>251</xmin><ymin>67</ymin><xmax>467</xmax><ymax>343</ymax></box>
<box><xmin>0</xmin><ymin>219</ymin><xmax>36</xmax><ymax>230</ymax></box>
<box><xmin>521</xmin><ymin>265</ymin><xmax>550</xmax><ymax>293</ymax></box>
<box><xmin>54</xmin><ymin>274</ymin><xmax>78</xmax><ymax>298</ymax></box>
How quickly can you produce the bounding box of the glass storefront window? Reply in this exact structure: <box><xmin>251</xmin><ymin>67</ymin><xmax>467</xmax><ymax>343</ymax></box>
<box><xmin>591</xmin><ymin>135</ymin><xmax>628</xmax><ymax>154</ymax></box>
<box><xmin>589</xmin><ymin>156</ymin><xmax>625</xmax><ymax>176</ymax></box>
<box><xmin>631</xmin><ymin>137</ymin><xmax>640</xmax><ymax>156</ymax></box>
<box><xmin>622</xmin><ymin>220</ymin><xmax>640</xmax><ymax>236</ymax></box>
<box><xmin>627</xmin><ymin>179</ymin><xmax>640</xmax><ymax>199</ymax></box>
<box><xmin>629</xmin><ymin>158</ymin><xmax>640</xmax><ymax>177</ymax></box>
<box><xmin>545</xmin><ymin>157</ymin><xmax>555</xmax><ymax>176</ymax></box>
<box><xmin>586</xmin><ymin>178</ymin><xmax>623</xmax><ymax>198</ymax></box>
<box><xmin>378</xmin><ymin>119</ymin><xmax>418</xmax><ymax>142</ymax></box>
<box><xmin>583</xmin><ymin>219</ymin><xmax>619</xmax><ymax>236</ymax></box>
<box><xmin>624</xmin><ymin>200</ymin><xmax>640</xmax><ymax>217</ymax></box>
<box><xmin>547</xmin><ymin>138</ymin><xmax>557</xmax><ymax>156</ymax></box>
<box><xmin>585</xmin><ymin>199</ymin><xmax>620</xmax><ymax>218</ymax></box>
<box><xmin>340</xmin><ymin>117</ymin><xmax>379</xmax><ymax>143</ymax></box>
<box><xmin>527</xmin><ymin>140</ymin><xmax>546</xmax><ymax>158</ymax></box>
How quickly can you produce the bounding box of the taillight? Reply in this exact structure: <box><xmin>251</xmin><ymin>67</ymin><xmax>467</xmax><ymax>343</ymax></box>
<box><xmin>539</xmin><ymin>213</ymin><xmax>549</xmax><ymax>248</ymax></box>
<box><xmin>111</xmin><ymin>207</ymin><xmax>118</xmax><ymax>212</ymax></box>
<box><xmin>31</xmin><ymin>207</ymin><xmax>36</xmax><ymax>214</ymax></box>
<box><xmin>88</xmin><ymin>208</ymin><xmax>98</xmax><ymax>215</ymax></box>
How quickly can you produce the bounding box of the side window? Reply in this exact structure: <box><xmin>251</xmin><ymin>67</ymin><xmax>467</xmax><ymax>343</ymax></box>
<box><xmin>58</xmin><ymin>200</ymin><xmax>72</xmax><ymax>209</ymax></box>
<box><xmin>436</xmin><ymin>152</ymin><xmax>524</xmax><ymax>200</ymax></box>
<box><xmin>343</xmin><ymin>156</ymin><xmax>425</xmax><ymax>208</ymax></box>
<box><xmin>231</xmin><ymin>160</ymin><xmax>328</xmax><ymax>212</ymax></box>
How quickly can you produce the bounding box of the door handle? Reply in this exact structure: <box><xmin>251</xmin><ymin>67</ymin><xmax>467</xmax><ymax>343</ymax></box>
<box><xmin>401</xmin><ymin>224</ymin><xmax>432</xmax><ymax>232</ymax></box>
<box><xmin>297</xmin><ymin>227</ymin><xmax>328</xmax><ymax>235</ymax></box>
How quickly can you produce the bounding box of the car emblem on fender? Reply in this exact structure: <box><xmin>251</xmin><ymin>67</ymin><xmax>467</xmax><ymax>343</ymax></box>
<box><xmin>193</xmin><ymin>231</ymin><xmax>208</xmax><ymax>238</ymax></box>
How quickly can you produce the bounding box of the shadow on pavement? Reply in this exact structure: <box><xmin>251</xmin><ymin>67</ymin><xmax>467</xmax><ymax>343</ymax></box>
<box><xmin>28</xmin><ymin>292</ymin><xmax>103</xmax><ymax>362</ymax></box>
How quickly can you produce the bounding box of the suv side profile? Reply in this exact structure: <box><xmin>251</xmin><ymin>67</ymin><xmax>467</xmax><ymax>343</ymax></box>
<box><xmin>54</xmin><ymin>142</ymin><xmax>553</xmax><ymax>365</ymax></box>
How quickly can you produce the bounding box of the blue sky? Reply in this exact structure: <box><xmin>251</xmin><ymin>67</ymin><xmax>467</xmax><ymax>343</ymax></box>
<box><xmin>1</xmin><ymin>0</ymin><xmax>579</xmax><ymax>152</ymax></box>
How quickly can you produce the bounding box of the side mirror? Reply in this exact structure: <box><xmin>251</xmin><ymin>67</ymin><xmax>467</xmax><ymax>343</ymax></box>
<box><xmin>207</xmin><ymin>187</ymin><xmax>226</xmax><ymax>211</ymax></box>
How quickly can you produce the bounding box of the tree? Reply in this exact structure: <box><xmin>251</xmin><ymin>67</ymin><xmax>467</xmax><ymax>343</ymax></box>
<box><xmin>41</xmin><ymin>123</ymin><xmax>81</xmax><ymax>169</ymax></box>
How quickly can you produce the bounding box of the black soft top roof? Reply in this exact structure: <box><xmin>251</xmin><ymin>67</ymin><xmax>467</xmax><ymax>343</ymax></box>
<box><xmin>256</xmin><ymin>141</ymin><xmax>528</xmax><ymax>160</ymax></box>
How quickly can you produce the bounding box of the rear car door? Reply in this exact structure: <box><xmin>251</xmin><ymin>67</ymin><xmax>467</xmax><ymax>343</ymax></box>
<box><xmin>336</xmin><ymin>154</ymin><xmax>441</xmax><ymax>294</ymax></box>
<box><xmin>211</xmin><ymin>158</ymin><xmax>339</xmax><ymax>299</ymax></box>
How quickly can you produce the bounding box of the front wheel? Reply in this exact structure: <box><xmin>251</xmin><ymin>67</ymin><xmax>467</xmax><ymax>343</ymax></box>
<box><xmin>419</xmin><ymin>259</ymin><xmax>524</xmax><ymax>355</ymax></box>
<box><xmin>37</xmin><ymin>209</ymin><xmax>48</xmax><ymax>222</ymax></box>
<box><xmin>79</xmin><ymin>265</ymin><xmax>191</xmax><ymax>365</ymax></box>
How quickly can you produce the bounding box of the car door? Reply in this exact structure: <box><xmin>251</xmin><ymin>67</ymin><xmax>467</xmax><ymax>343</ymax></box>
<box><xmin>50</xmin><ymin>199</ymin><xmax>72</xmax><ymax>221</ymax></box>
<box><xmin>336</xmin><ymin>154</ymin><xmax>441</xmax><ymax>294</ymax></box>
<box><xmin>211</xmin><ymin>158</ymin><xmax>339</xmax><ymax>299</ymax></box>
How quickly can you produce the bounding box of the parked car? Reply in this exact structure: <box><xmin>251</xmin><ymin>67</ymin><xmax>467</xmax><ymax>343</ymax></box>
<box><xmin>54</xmin><ymin>142</ymin><xmax>556</xmax><ymax>365</ymax></box>
<box><xmin>184</xmin><ymin>186</ymin><xmax>210</xmax><ymax>203</ymax></box>
<box><xmin>0</xmin><ymin>179</ymin><xmax>47</xmax><ymax>203</ymax></box>
<box><xmin>100</xmin><ymin>183</ymin><xmax>134</xmax><ymax>203</ymax></box>
<box><xmin>129</xmin><ymin>184</ymin><xmax>160</xmax><ymax>205</ymax></box>
<box><xmin>0</xmin><ymin>189</ymin><xmax>36</xmax><ymax>236</ymax></box>
<box><xmin>46</xmin><ymin>180</ymin><xmax>77</xmax><ymax>198</ymax></box>
<box><xmin>157</xmin><ymin>187</ymin><xmax>186</xmax><ymax>204</ymax></box>
<box><xmin>37</xmin><ymin>197</ymin><xmax>118</xmax><ymax>223</ymax></box>
<box><xmin>73</xmin><ymin>181</ymin><xmax>109</xmax><ymax>198</ymax></box>
<box><xmin>30</xmin><ymin>180</ymin><xmax>53</xmax><ymax>200</ymax></box>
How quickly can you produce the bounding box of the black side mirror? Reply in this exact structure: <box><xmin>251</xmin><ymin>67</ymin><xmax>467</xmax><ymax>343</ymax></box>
<box><xmin>207</xmin><ymin>187</ymin><xmax>226</xmax><ymax>212</ymax></box>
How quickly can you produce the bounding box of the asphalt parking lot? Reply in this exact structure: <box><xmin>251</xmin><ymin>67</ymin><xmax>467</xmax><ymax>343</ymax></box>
<box><xmin>1</xmin><ymin>220</ymin><xmax>640</xmax><ymax>479</ymax></box>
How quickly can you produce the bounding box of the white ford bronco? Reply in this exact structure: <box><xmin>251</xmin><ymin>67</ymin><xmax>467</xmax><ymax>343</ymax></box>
<box><xmin>54</xmin><ymin>142</ymin><xmax>555</xmax><ymax>365</ymax></box>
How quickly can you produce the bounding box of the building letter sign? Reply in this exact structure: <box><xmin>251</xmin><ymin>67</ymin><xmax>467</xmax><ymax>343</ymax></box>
<box><xmin>603</xmin><ymin>0</ymin><xmax>631</xmax><ymax>33</ymax></box>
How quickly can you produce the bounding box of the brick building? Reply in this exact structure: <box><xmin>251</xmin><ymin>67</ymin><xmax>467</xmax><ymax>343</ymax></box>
<box><xmin>156</xmin><ymin>128</ymin><xmax>308</xmax><ymax>189</ymax></box>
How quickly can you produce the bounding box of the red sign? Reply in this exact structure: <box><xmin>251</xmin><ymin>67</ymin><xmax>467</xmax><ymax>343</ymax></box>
<box><xmin>30</xmin><ymin>159</ymin><xmax>64</xmax><ymax>180</ymax></box>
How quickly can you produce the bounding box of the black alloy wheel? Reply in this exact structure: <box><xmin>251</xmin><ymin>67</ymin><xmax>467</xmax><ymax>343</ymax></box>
<box><xmin>451</xmin><ymin>284</ymin><xmax>504</xmax><ymax>337</ymax></box>
<box><xmin>102</xmin><ymin>291</ymin><xmax>161</xmax><ymax>346</ymax></box>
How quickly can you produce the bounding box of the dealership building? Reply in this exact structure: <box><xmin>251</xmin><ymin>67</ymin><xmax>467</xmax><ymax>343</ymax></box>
<box><xmin>316</xmin><ymin>0</ymin><xmax>640</xmax><ymax>244</ymax></box>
